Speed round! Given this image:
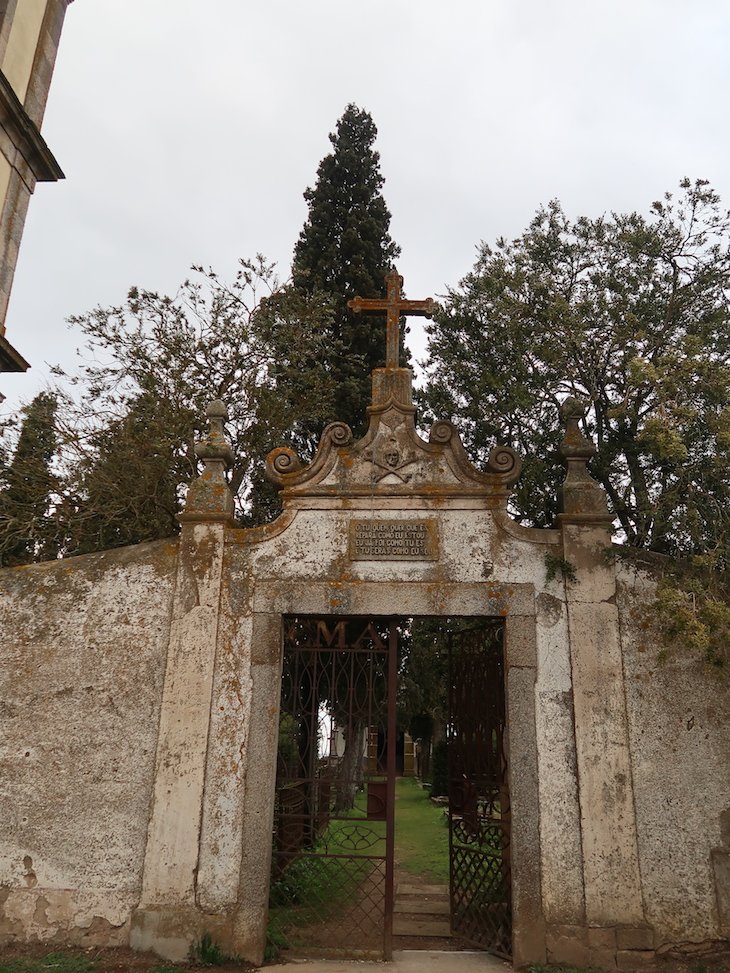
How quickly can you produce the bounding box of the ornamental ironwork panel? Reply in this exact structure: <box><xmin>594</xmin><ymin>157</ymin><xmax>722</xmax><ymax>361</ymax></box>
<box><xmin>448</xmin><ymin>621</ymin><xmax>511</xmax><ymax>958</ymax></box>
<box><xmin>269</xmin><ymin>617</ymin><xmax>396</xmax><ymax>960</ymax></box>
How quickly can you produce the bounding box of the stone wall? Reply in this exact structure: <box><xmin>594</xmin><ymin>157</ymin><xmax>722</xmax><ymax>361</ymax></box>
<box><xmin>617</xmin><ymin>551</ymin><xmax>730</xmax><ymax>949</ymax></box>
<box><xmin>0</xmin><ymin>380</ymin><xmax>728</xmax><ymax>966</ymax></box>
<box><xmin>0</xmin><ymin>539</ymin><xmax>177</xmax><ymax>945</ymax></box>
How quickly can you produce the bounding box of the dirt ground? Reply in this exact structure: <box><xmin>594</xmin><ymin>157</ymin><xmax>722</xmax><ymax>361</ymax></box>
<box><xmin>654</xmin><ymin>944</ymin><xmax>730</xmax><ymax>973</ymax></box>
<box><xmin>1</xmin><ymin>939</ymin><xmax>730</xmax><ymax>972</ymax></box>
<box><xmin>0</xmin><ymin>942</ymin><xmax>255</xmax><ymax>973</ymax></box>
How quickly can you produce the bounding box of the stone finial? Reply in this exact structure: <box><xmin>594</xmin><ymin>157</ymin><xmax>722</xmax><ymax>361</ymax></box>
<box><xmin>179</xmin><ymin>399</ymin><xmax>235</xmax><ymax>525</ymax></box>
<box><xmin>557</xmin><ymin>397</ymin><xmax>613</xmax><ymax>527</ymax></box>
<box><xmin>195</xmin><ymin>400</ymin><xmax>235</xmax><ymax>466</ymax></box>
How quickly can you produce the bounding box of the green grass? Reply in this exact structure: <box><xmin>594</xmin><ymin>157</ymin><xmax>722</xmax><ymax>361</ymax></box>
<box><xmin>0</xmin><ymin>955</ymin><xmax>94</xmax><ymax>973</ymax></box>
<box><xmin>394</xmin><ymin>776</ymin><xmax>449</xmax><ymax>883</ymax></box>
<box><xmin>267</xmin><ymin>797</ymin><xmax>386</xmax><ymax>950</ymax></box>
<box><xmin>267</xmin><ymin>777</ymin><xmax>450</xmax><ymax>951</ymax></box>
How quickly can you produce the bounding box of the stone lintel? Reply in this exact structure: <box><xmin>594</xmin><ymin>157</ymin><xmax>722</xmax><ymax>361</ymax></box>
<box><xmin>252</xmin><ymin>579</ymin><xmax>536</xmax><ymax>618</ymax></box>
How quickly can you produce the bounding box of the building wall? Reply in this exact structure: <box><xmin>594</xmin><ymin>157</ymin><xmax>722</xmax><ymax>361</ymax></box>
<box><xmin>3</xmin><ymin>0</ymin><xmax>49</xmax><ymax>103</ymax></box>
<box><xmin>0</xmin><ymin>539</ymin><xmax>178</xmax><ymax>945</ymax></box>
<box><xmin>0</xmin><ymin>0</ymin><xmax>71</xmax><ymax>375</ymax></box>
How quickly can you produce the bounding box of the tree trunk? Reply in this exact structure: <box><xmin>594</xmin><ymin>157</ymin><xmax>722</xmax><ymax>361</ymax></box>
<box><xmin>334</xmin><ymin>721</ymin><xmax>365</xmax><ymax>812</ymax></box>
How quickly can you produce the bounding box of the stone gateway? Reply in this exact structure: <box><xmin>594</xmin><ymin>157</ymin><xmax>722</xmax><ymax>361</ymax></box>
<box><xmin>0</xmin><ymin>274</ymin><xmax>729</xmax><ymax>968</ymax></box>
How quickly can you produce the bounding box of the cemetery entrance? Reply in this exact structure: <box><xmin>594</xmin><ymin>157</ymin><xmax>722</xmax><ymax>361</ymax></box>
<box><xmin>268</xmin><ymin>615</ymin><xmax>511</xmax><ymax>961</ymax></box>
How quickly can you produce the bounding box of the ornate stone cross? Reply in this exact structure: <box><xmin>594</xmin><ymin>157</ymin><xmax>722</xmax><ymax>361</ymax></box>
<box><xmin>348</xmin><ymin>269</ymin><xmax>435</xmax><ymax>368</ymax></box>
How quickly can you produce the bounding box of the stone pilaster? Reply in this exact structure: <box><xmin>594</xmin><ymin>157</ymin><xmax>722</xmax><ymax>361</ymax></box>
<box><xmin>556</xmin><ymin>399</ymin><xmax>648</xmax><ymax>961</ymax></box>
<box><xmin>131</xmin><ymin>403</ymin><xmax>235</xmax><ymax>961</ymax></box>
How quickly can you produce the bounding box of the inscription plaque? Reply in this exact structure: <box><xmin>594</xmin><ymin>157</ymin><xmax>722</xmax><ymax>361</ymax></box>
<box><xmin>349</xmin><ymin>519</ymin><xmax>438</xmax><ymax>561</ymax></box>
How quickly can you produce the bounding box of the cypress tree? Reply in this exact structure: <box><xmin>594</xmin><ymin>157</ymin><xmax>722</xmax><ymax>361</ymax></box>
<box><xmin>292</xmin><ymin>104</ymin><xmax>401</xmax><ymax>434</ymax></box>
<box><xmin>0</xmin><ymin>392</ymin><xmax>59</xmax><ymax>565</ymax></box>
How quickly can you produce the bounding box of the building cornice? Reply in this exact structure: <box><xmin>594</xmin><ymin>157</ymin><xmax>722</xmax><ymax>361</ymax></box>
<box><xmin>0</xmin><ymin>332</ymin><xmax>30</xmax><ymax>371</ymax></box>
<box><xmin>0</xmin><ymin>69</ymin><xmax>64</xmax><ymax>182</ymax></box>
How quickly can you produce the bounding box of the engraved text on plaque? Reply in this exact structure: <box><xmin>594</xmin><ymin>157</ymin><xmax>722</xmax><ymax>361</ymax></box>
<box><xmin>349</xmin><ymin>519</ymin><xmax>438</xmax><ymax>561</ymax></box>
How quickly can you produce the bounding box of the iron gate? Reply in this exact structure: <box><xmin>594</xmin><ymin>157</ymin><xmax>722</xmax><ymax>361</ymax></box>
<box><xmin>268</xmin><ymin>617</ymin><xmax>397</xmax><ymax>960</ymax></box>
<box><xmin>448</xmin><ymin>620</ymin><xmax>511</xmax><ymax>957</ymax></box>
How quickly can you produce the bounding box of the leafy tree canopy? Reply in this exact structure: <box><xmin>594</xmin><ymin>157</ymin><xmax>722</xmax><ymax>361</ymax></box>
<box><xmin>0</xmin><ymin>259</ymin><xmax>340</xmax><ymax>560</ymax></box>
<box><xmin>424</xmin><ymin>179</ymin><xmax>730</xmax><ymax>558</ymax></box>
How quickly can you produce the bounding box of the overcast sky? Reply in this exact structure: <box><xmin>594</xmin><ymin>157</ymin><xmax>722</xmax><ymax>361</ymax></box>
<box><xmin>2</xmin><ymin>0</ymin><xmax>728</xmax><ymax>415</ymax></box>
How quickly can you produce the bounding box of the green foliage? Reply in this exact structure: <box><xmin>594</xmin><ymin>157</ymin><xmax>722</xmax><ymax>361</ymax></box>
<box><xmin>191</xmin><ymin>932</ymin><xmax>236</xmax><ymax>966</ymax></box>
<box><xmin>0</xmin><ymin>953</ymin><xmax>94</xmax><ymax>973</ymax></box>
<box><xmin>292</xmin><ymin>103</ymin><xmax>402</xmax><ymax>435</ymax></box>
<box><xmin>394</xmin><ymin>777</ymin><xmax>449</xmax><ymax>883</ymax></box>
<box><xmin>0</xmin><ymin>108</ymin><xmax>405</xmax><ymax>560</ymax></box>
<box><xmin>64</xmin><ymin>392</ymin><xmax>185</xmax><ymax>555</ymax></box>
<box><xmin>276</xmin><ymin>713</ymin><xmax>300</xmax><ymax>777</ymax></box>
<box><xmin>0</xmin><ymin>392</ymin><xmax>60</xmax><ymax>566</ymax></box>
<box><xmin>2</xmin><ymin>259</ymin><xmax>341</xmax><ymax>561</ymax></box>
<box><xmin>263</xmin><ymin>923</ymin><xmax>289</xmax><ymax>963</ymax></box>
<box><xmin>430</xmin><ymin>738</ymin><xmax>448</xmax><ymax>798</ymax></box>
<box><xmin>424</xmin><ymin>178</ymin><xmax>730</xmax><ymax>560</ymax></box>
<box><xmin>397</xmin><ymin>617</ymin><xmax>449</xmax><ymax>744</ymax></box>
<box><xmin>544</xmin><ymin>552</ymin><xmax>577</xmax><ymax>585</ymax></box>
<box><xmin>653</xmin><ymin>561</ymin><xmax>730</xmax><ymax>668</ymax></box>
<box><xmin>268</xmin><ymin>814</ymin><xmax>376</xmax><ymax>948</ymax></box>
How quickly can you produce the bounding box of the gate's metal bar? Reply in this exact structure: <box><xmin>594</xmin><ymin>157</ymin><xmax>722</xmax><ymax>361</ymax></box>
<box><xmin>383</xmin><ymin>619</ymin><xmax>397</xmax><ymax>960</ymax></box>
<box><xmin>270</xmin><ymin>616</ymin><xmax>395</xmax><ymax>961</ymax></box>
<box><xmin>448</xmin><ymin>621</ymin><xmax>512</xmax><ymax>958</ymax></box>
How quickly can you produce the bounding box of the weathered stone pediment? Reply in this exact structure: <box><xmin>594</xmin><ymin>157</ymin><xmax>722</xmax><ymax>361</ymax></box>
<box><xmin>266</xmin><ymin>367</ymin><xmax>521</xmax><ymax>505</ymax></box>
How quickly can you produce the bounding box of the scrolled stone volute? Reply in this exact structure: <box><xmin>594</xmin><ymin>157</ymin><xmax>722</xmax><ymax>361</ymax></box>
<box><xmin>428</xmin><ymin>420</ymin><xmax>454</xmax><ymax>445</ymax></box>
<box><xmin>180</xmin><ymin>399</ymin><xmax>235</xmax><ymax>525</ymax></box>
<box><xmin>323</xmin><ymin>421</ymin><xmax>353</xmax><ymax>448</ymax></box>
<box><xmin>266</xmin><ymin>446</ymin><xmax>303</xmax><ymax>484</ymax></box>
<box><xmin>557</xmin><ymin>396</ymin><xmax>612</xmax><ymax>527</ymax></box>
<box><xmin>486</xmin><ymin>445</ymin><xmax>521</xmax><ymax>480</ymax></box>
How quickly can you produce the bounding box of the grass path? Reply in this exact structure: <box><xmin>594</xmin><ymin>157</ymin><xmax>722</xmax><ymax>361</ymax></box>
<box><xmin>394</xmin><ymin>776</ymin><xmax>449</xmax><ymax>884</ymax></box>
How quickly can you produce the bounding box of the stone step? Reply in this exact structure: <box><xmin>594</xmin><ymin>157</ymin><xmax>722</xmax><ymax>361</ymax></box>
<box><xmin>397</xmin><ymin>883</ymin><xmax>449</xmax><ymax>896</ymax></box>
<box><xmin>393</xmin><ymin>917</ymin><xmax>452</xmax><ymax>938</ymax></box>
<box><xmin>394</xmin><ymin>899</ymin><xmax>450</xmax><ymax>915</ymax></box>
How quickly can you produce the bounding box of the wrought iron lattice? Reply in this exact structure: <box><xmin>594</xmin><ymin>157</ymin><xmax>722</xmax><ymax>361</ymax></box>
<box><xmin>269</xmin><ymin>617</ymin><xmax>396</xmax><ymax>960</ymax></box>
<box><xmin>448</xmin><ymin>621</ymin><xmax>511</xmax><ymax>958</ymax></box>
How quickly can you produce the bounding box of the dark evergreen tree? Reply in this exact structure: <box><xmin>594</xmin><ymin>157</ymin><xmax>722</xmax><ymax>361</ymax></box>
<box><xmin>0</xmin><ymin>392</ymin><xmax>59</xmax><ymax>565</ymax></box>
<box><xmin>66</xmin><ymin>392</ymin><xmax>187</xmax><ymax>554</ymax></box>
<box><xmin>292</xmin><ymin>104</ymin><xmax>401</xmax><ymax>435</ymax></box>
